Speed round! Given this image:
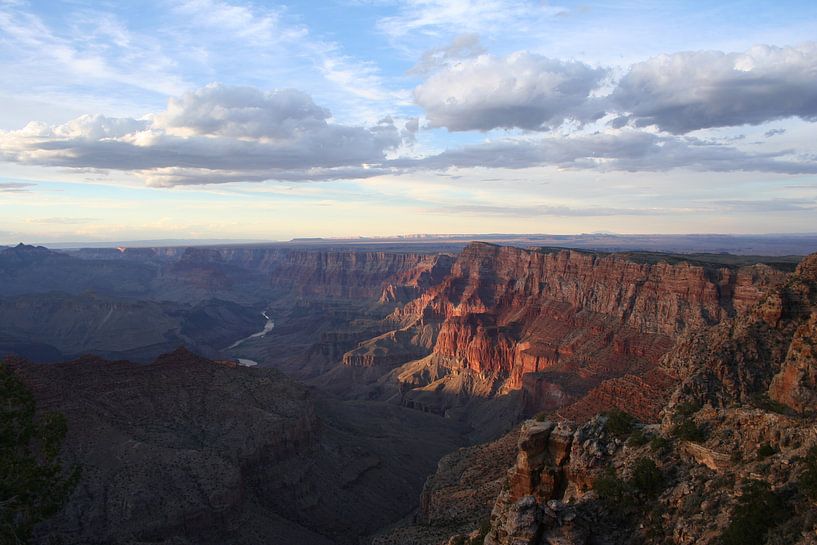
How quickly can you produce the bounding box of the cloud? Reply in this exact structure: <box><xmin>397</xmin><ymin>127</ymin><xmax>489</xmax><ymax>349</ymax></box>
<box><xmin>0</xmin><ymin>182</ymin><xmax>35</xmax><ymax>193</ymax></box>
<box><xmin>0</xmin><ymin>2</ymin><xmax>189</xmax><ymax>98</ymax></box>
<box><xmin>710</xmin><ymin>198</ymin><xmax>817</xmax><ymax>212</ymax></box>
<box><xmin>765</xmin><ymin>128</ymin><xmax>787</xmax><ymax>138</ymax></box>
<box><xmin>153</xmin><ymin>85</ymin><xmax>331</xmax><ymax>138</ymax></box>
<box><xmin>427</xmin><ymin>203</ymin><xmax>655</xmax><ymax>217</ymax></box>
<box><xmin>377</xmin><ymin>0</ymin><xmax>565</xmax><ymax>41</ymax></box>
<box><xmin>429</xmin><ymin>198</ymin><xmax>816</xmax><ymax>219</ymax></box>
<box><xmin>397</xmin><ymin>130</ymin><xmax>817</xmax><ymax>174</ymax></box>
<box><xmin>414</xmin><ymin>52</ymin><xmax>607</xmax><ymax>131</ymax></box>
<box><xmin>172</xmin><ymin>0</ymin><xmax>285</xmax><ymax>43</ymax></box>
<box><xmin>0</xmin><ymin>84</ymin><xmax>404</xmax><ymax>186</ymax></box>
<box><xmin>27</xmin><ymin>217</ymin><xmax>98</xmax><ymax>224</ymax></box>
<box><xmin>612</xmin><ymin>43</ymin><xmax>817</xmax><ymax>133</ymax></box>
<box><xmin>408</xmin><ymin>33</ymin><xmax>485</xmax><ymax>75</ymax></box>
<box><xmin>411</xmin><ymin>43</ymin><xmax>817</xmax><ymax>135</ymax></box>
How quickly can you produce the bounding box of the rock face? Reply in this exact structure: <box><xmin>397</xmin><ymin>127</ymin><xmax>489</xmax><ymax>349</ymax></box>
<box><xmin>392</xmin><ymin>251</ymin><xmax>817</xmax><ymax>545</ymax></box>
<box><xmin>8</xmin><ymin>348</ymin><xmax>466</xmax><ymax>545</ymax></box>
<box><xmin>482</xmin><ymin>419</ymin><xmax>606</xmax><ymax>545</ymax></box>
<box><xmin>174</xmin><ymin>246</ymin><xmax>446</xmax><ymax>299</ymax></box>
<box><xmin>664</xmin><ymin>252</ymin><xmax>817</xmax><ymax>415</ymax></box>
<box><xmin>351</xmin><ymin>243</ymin><xmax>783</xmax><ymax>425</ymax></box>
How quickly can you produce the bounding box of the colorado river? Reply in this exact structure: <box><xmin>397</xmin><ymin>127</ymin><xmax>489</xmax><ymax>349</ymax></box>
<box><xmin>227</xmin><ymin>310</ymin><xmax>274</xmax><ymax>350</ymax></box>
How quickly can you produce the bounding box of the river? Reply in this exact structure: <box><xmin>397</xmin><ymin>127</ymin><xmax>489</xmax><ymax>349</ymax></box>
<box><xmin>227</xmin><ymin>310</ymin><xmax>275</xmax><ymax>350</ymax></box>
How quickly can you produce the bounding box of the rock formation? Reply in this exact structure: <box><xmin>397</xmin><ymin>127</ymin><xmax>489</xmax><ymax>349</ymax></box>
<box><xmin>7</xmin><ymin>348</ymin><xmax>466</xmax><ymax>545</ymax></box>
<box><xmin>385</xmin><ymin>250</ymin><xmax>817</xmax><ymax>545</ymax></box>
<box><xmin>341</xmin><ymin>243</ymin><xmax>784</xmax><ymax>428</ymax></box>
<box><xmin>664</xmin><ymin>252</ymin><xmax>817</xmax><ymax>415</ymax></box>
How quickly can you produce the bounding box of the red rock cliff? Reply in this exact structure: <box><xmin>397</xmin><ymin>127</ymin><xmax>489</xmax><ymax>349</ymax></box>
<box><xmin>388</xmin><ymin>243</ymin><xmax>784</xmax><ymax>422</ymax></box>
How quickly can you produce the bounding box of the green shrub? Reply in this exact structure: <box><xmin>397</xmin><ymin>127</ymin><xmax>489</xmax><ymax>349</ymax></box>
<box><xmin>672</xmin><ymin>418</ymin><xmax>707</xmax><ymax>442</ymax></box>
<box><xmin>593</xmin><ymin>467</ymin><xmax>628</xmax><ymax>504</ymax></box>
<box><xmin>757</xmin><ymin>443</ymin><xmax>776</xmax><ymax>459</ymax></box>
<box><xmin>631</xmin><ymin>458</ymin><xmax>664</xmax><ymax>499</ymax></box>
<box><xmin>674</xmin><ymin>402</ymin><xmax>701</xmax><ymax>418</ymax></box>
<box><xmin>627</xmin><ymin>428</ymin><xmax>650</xmax><ymax>447</ymax></box>
<box><xmin>0</xmin><ymin>362</ymin><xmax>79</xmax><ymax>545</ymax></box>
<box><xmin>650</xmin><ymin>435</ymin><xmax>671</xmax><ymax>453</ymax></box>
<box><xmin>604</xmin><ymin>408</ymin><xmax>636</xmax><ymax>438</ymax></box>
<box><xmin>720</xmin><ymin>480</ymin><xmax>789</xmax><ymax>545</ymax></box>
<box><xmin>593</xmin><ymin>457</ymin><xmax>665</xmax><ymax>509</ymax></box>
<box><xmin>533</xmin><ymin>411</ymin><xmax>548</xmax><ymax>422</ymax></box>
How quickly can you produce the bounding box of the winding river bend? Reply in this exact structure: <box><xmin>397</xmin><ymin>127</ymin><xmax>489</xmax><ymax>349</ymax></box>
<box><xmin>227</xmin><ymin>310</ymin><xmax>275</xmax><ymax>350</ymax></box>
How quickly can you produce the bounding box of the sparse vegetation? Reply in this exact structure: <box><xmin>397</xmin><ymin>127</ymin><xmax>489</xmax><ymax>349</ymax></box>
<box><xmin>450</xmin><ymin>518</ymin><xmax>492</xmax><ymax>545</ymax></box>
<box><xmin>604</xmin><ymin>408</ymin><xmax>636</xmax><ymax>438</ymax></box>
<box><xmin>627</xmin><ymin>428</ymin><xmax>650</xmax><ymax>447</ymax></box>
<box><xmin>674</xmin><ymin>402</ymin><xmax>701</xmax><ymax>418</ymax></box>
<box><xmin>730</xmin><ymin>449</ymin><xmax>743</xmax><ymax>464</ymax></box>
<box><xmin>757</xmin><ymin>443</ymin><xmax>776</xmax><ymax>459</ymax></box>
<box><xmin>593</xmin><ymin>467</ymin><xmax>628</xmax><ymax>505</ymax></box>
<box><xmin>650</xmin><ymin>435</ymin><xmax>671</xmax><ymax>453</ymax></box>
<box><xmin>669</xmin><ymin>402</ymin><xmax>707</xmax><ymax>443</ymax></box>
<box><xmin>593</xmin><ymin>457</ymin><xmax>665</xmax><ymax>509</ymax></box>
<box><xmin>533</xmin><ymin>411</ymin><xmax>548</xmax><ymax>422</ymax></box>
<box><xmin>672</xmin><ymin>418</ymin><xmax>707</xmax><ymax>442</ymax></box>
<box><xmin>0</xmin><ymin>362</ymin><xmax>79</xmax><ymax>545</ymax></box>
<box><xmin>630</xmin><ymin>458</ymin><xmax>664</xmax><ymax>499</ymax></box>
<box><xmin>720</xmin><ymin>480</ymin><xmax>789</xmax><ymax>545</ymax></box>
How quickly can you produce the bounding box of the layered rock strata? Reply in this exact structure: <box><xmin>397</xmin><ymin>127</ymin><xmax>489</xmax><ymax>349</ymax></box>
<box><xmin>347</xmin><ymin>243</ymin><xmax>784</xmax><ymax>424</ymax></box>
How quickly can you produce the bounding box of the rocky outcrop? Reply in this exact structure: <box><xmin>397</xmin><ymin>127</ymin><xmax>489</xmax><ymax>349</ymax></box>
<box><xmin>406</xmin><ymin>251</ymin><xmax>817</xmax><ymax>545</ymax></box>
<box><xmin>342</xmin><ymin>327</ymin><xmax>435</xmax><ymax>368</ymax></box>
<box><xmin>482</xmin><ymin>418</ymin><xmax>612</xmax><ymax>545</ymax></box>
<box><xmin>374</xmin><ymin>243</ymin><xmax>784</xmax><ymax>423</ymax></box>
<box><xmin>663</xmin><ymin>252</ymin><xmax>817</xmax><ymax>415</ymax></box>
<box><xmin>768</xmin><ymin>255</ymin><xmax>817</xmax><ymax>413</ymax></box>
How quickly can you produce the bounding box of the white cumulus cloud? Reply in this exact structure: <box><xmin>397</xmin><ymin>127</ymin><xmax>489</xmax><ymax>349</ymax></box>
<box><xmin>414</xmin><ymin>52</ymin><xmax>607</xmax><ymax>131</ymax></box>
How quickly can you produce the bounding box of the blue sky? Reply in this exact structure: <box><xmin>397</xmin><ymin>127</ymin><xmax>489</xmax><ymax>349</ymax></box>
<box><xmin>1</xmin><ymin>0</ymin><xmax>817</xmax><ymax>242</ymax></box>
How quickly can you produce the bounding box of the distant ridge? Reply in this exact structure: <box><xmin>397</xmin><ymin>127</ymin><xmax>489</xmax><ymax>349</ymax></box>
<box><xmin>12</xmin><ymin>233</ymin><xmax>817</xmax><ymax>256</ymax></box>
<box><xmin>287</xmin><ymin>233</ymin><xmax>817</xmax><ymax>256</ymax></box>
<box><xmin>31</xmin><ymin>238</ymin><xmax>269</xmax><ymax>249</ymax></box>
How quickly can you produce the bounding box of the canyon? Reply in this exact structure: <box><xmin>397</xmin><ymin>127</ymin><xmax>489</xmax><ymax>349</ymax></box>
<box><xmin>319</xmin><ymin>242</ymin><xmax>786</xmax><ymax>437</ymax></box>
<box><xmin>1</xmin><ymin>240</ymin><xmax>815</xmax><ymax>544</ymax></box>
<box><xmin>378</xmin><ymin>252</ymin><xmax>817</xmax><ymax>545</ymax></box>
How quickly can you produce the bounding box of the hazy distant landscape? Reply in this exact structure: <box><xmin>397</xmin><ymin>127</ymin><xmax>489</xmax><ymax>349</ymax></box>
<box><xmin>2</xmin><ymin>1</ymin><xmax>817</xmax><ymax>545</ymax></box>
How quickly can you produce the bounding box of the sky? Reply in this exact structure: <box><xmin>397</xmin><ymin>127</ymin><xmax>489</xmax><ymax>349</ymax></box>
<box><xmin>1</xmin><ymin>0</ymin><xmax>817</xmax><ymax>243</ymax></box>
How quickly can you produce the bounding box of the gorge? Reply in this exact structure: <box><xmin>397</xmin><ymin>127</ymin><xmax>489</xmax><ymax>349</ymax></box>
<box><xmin>1</xmin><ymin>240</ymin><xmax>815</xmax><ymax>545</ymax></box>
